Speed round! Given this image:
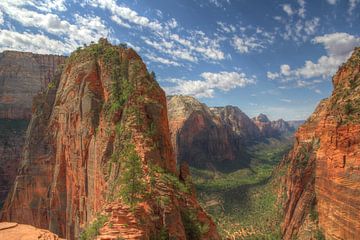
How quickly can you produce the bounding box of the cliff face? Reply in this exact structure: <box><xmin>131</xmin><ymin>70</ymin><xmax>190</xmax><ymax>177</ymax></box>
<box><xmin>167</xmin><ymin>96</ymin><xmax>294</xmax><ymax>170</ymax></box>
<box><xmin>167</xmin><ymin>96</ymin><xmax>254</xmax><ymax>170</ymax></box>
<box><xmin>0</xmin><ymin>51</ymin><xmax>65</xmax><ymax>211</ymax></box>
<box><xmin>0</xmin><ymin>120</ymin><xmax>28</xmax><ymax>208</ymax></box>
<box><xmin>1</xmin><ymin>40</ymin><xmax>219</xmax><ymax>240</ymax></box>
<box><xmin>0</xmin><ymin>51</ymin><xmax>66</xmax><ymax>119</ymax></box>
<box><xmin>281</xmin><ymin>48</ymin><xmax>360</xmax><ymax>240</ymax></box>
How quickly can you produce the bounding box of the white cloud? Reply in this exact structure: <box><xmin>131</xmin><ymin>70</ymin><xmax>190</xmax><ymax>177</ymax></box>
<box><xmin>280</xmin><ymin>98</ymin><xmax>292</xmax><ymax>103</ymax></box>
<box><xmin>297</xmin><ymin>0</ymin><xmax>306</xmax><ymax>18</ymax></box>
<box><xmin>232</xmin><ymin>36</ymin><xmax>264</xmax><ymax>53</ymax></box>
<box><xmin>0</xmin><ymin>29</ymin><xmax>73</xmax><ymax>54</ymax></box>
<box><xmin>217</xmin><ymin>21</ymin><xmax>236</xmax><ymax>33</ymax></box>
<box><xmin>267</xmin><ymin>71</ymin><xmax>280</xmax><ymax>80</ymax></box>
<box><xmin>0</xmin><ymin>10</ymin><xmax>3</xmax><ymax>25</ymax></box>
<box><xmin>146</xmin><ymin>54</ymin><xmax>181</xmax><ymax>66</ymax></box>
<box><xmin>85</xmin><ymin>0</ymin><xmax>225</xmax><ymax>62</ymax></box>
<box><xmin>327</xmin><ymin>0</ymin><xmax>338</xmax><ymax>4</ymax></box>
<box><xmin>111</xmin><ymin>15</ymin><xmax>131</xmax><ymax>29</ymax></box>
<box><xmin>280</xmin><ymin>64</ymin><xmax>291</xmax><ymax>76</ymax></box>
<box><xmin>30</xmin><ymin>0</ymin><xmax>67</xmax><ymax>12</ymax></box>
<box><xmin>282</xmin><ymin>4</ymin><xmax>294</xmax><ymax>16</ymax></box>
<box><xmin>0</xmin><ymin>1</ymin><xmax>109</xmax><ymax>46</ymax></box>
<box><xmin>209</xmin><ymin>0</ymin><xmax>231</xmax><ymax>8</ymax></box>
<box><xmin>267</xmin><ymin>33</ymin><xmax>360</xmax><ymax>84</ymax></box>
<box><xmin>349</xmin><ymin>0</ymin><xmax>360</xmax><ymax>15</ymax></box>
<box><xmin>164</xmin><ymin>71</ymin><xmax>255</xmax><ymax>98</ymax></box>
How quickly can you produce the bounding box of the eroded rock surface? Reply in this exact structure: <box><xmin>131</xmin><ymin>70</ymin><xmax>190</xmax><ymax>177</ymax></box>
<box><xmin>0</xmin><ymin>51</ymin><xmax>65</xmax><ymax>119</ymax></box>
<box><xmin>280</xmin><ymin>47</ymin><xmax>360</xmax><ymax>240</ymax></box>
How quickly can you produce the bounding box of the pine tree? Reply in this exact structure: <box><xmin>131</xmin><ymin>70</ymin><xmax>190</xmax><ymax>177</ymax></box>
<box><xmin>119</xmin><ymin>143</ymin><xmax>146</xmax><ymax>207</ymax></box>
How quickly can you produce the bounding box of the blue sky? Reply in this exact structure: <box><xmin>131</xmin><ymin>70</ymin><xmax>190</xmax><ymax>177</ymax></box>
<box><xmin>0</xmin><ymin>0</ymin><xmax>360</xmax><ymax>120</ymax></box>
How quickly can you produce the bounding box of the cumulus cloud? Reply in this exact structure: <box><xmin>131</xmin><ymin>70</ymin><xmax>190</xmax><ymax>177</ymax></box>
<box><xmin>164</xmin><ymin>71</ymin><xmax>255</xmax><ymax>98</ymax></box>
<box><xmin>267</xmin><ymin>33</ymin><xmax>360</xmax><ymax>84</ymax></box>
<box><xmin>0</xmin><ymin>29</ymin><xmax>73</xmax><ymax>54</ymax></box>
<box><xmin>0</xmin><ymin>1</ymin><xmax>109</xmax><ymax>47</ymax></box>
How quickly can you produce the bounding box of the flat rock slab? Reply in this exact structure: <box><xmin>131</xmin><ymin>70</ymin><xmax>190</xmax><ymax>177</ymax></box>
<box><xmin>0</xmin><ymin>222</ymin><xmax>64</xmax><ymax>240</ymax></box>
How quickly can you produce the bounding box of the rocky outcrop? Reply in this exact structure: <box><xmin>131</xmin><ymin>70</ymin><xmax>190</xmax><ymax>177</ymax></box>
<box><xmin>1</xmin><ymin>40</ymin><xmax>219</xmax><ymax>240</ymax></box>
<box><xmin>167</xmin><ymin>96</ymin><xmax>254</xmax><ymax>170</ymax></box>
<box><xmin>280</xmin><ymin>47</ymin><xmax>360</xmax><ymax>240</ymax></box>
<box><xmin>0</xmin><ymin>222</ymin><xmax>64</xmax><ymax>240</ymax></box>
<box><xmin>0</xmin><ymin>51</ymin><xmax>66</xmax><ymax>119</ymax></box>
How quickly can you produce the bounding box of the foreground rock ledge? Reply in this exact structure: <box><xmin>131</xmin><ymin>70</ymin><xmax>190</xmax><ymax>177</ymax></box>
<box><xmin>0</xmin><ymin>222</ymin><xmax>64</xmax><ymax>240</ymax></box>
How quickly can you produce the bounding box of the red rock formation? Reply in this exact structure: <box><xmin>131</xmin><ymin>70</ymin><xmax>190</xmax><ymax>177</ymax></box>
<box><xmin>0</xmin><ymin>51</ymin><xmax>66</xmax><ymax>119</ymax></box>
<box><xmin>280</xmin><ymin>47</ymin><xmax>360</xmax><ymax>239</ymax></box>
<box><xmin>0</xmin><ymin>51</ymin><xmax>65</xmax><ymax>210</ymax></box>
<box><xmin>1</xmin><ymin>40</ymin><xmax>219</xmax><ymax>240</ymax></box>
<box><xmin>167</xmin><ymin>96</ymin><xmax>254</xmax><ymax>170</ymax></box>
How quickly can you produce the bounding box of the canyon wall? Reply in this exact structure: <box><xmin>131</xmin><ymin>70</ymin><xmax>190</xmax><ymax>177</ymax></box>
<box><xmin>0</xmin><ymin>51</ymin><xmax>65</xmax><ymax>210</ymax></box>
<box><xmin>281</xmin><ymin>47</ymin><xmax>360</xmax><ymax>240</ymax></box>
<box><xmin>0</xmin><ymin>51</ymin><xmax>66</xmax><ymax>119</ymax></box>
<box><xmin>167</xmin><ymin>95</ymin><xmax>294</xmax><ymax>170</ymax></box>
<box><xmin>1</xmin><ymin>40</ymin><xmax>219</xmax><ymax>240</ymax></box>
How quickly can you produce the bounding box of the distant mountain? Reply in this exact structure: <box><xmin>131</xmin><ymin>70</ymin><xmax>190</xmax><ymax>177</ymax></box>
<box><xmin>167</xmin><ymin>95</ymin><xmax>296</xmax><ymax>171</ymax></box>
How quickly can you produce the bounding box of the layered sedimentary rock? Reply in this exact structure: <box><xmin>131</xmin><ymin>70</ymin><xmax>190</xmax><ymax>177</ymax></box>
<box><xmin>167</xmin><ymin>96</ymin><xmax>253</xmax><ymax>170</ymax></box>
<box><xmin>0</xmin><ymin>51</ymin><xmax>66</xmax><ymax>119</ymax></box>
<box><xmin>280</xmin><ymin>47</ymin><xmax>360</xmax><ymax>240</ymax></box>
<box><xmin>1</xmin><ymin>40</ymin><xmax>219</xmax><ymax>240</ymax></box>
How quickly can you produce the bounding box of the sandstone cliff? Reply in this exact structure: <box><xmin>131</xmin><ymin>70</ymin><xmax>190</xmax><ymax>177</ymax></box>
<box><xmin>0</xmin><ymin>51</ymin><xmax>66</xmax><ymax>119</ymax></box>
<box><xmin>0</xmin><ymin>51</ymin><xmax>65</xmax><ymax>210</ymax></box>
<box><xmin>0</xmin><ymin>222</ymin><xmax>64</xmax><ymax>240</ymax></box>
<box><xmin>167</xmin><ymin>96</ymin><xmax>254</xmax><ymax>170</ymax></box>
<box><xmin>1</xmin><ymin>40</ymin><xmax>219</xmax><ymax>240</ymax></box>
<box><xmin>280</xmin><ymin>47</ymin><xmax>360</xmax><ymax>239</ymax></box>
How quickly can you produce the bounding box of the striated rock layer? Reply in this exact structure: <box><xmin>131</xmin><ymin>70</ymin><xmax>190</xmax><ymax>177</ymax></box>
<box><xmin>1</xmin><ymin>40</ymin><xmax>219</xmax><ymax>240</ymax></box>
<box><xmin>0</xmin><ymin>51</ymin><xmax>66</xmax><ymax>119</ymax></box>
<box><xmin>280</xmin><ymin>48</ymin><xmax>360</xmax><ymax>240</ymax></box>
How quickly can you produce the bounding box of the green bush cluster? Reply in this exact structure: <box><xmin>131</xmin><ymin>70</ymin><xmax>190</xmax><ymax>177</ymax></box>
<box><xmin>79</xmin><ymin>215</ymin><xmax>108</xmax><ymax>240</ymax></box>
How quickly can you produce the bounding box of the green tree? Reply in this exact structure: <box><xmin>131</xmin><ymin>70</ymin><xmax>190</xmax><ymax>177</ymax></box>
<box><xmin>119</xmin><ymin>143</ymin><xmax>146</xmax><ymax>207</ymax></box>
<box><xmin>150</xmin><ymin>71</ymin><xmax>156</xmax><ymax>80</ymax></box>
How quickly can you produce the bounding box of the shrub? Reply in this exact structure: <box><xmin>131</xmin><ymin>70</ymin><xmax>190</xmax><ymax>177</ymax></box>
<box><xmin>79</xmin><ymin>215</ymin><xmax>108</xmax><ymax>240</ymax></box>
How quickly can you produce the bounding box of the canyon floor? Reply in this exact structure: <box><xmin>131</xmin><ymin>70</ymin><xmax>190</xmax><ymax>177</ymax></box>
<box><xmin>192</xmin><ymin>137</ymin><xmax>292</xmax><ymax>239</ymax></box>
